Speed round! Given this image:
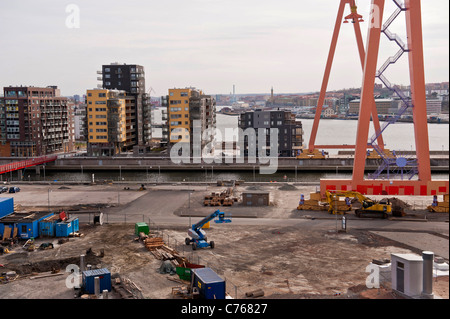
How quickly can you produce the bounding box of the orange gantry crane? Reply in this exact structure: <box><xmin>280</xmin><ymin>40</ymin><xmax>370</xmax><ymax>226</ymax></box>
<box><xmin>314</xmin><ymin>0</ymin><xmax>449</xmax><ymax>196</ymax></box>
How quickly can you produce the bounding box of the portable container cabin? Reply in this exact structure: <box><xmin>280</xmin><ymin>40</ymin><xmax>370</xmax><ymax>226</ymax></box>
<box><xmin>82</xmin><ymin>268</ymin><xmax>111</xmax><ymax>294</ymax></box>
<box><xmin>0</xmin><ymin>198</ymin><xmax>14</xmax><ymax>218</ymax></box>
<box><xmin>191</xmin><ymin>267</ymin><xmax>226</xmax><ymax>299</ymax></box>
<box><xmin>135</xmin><ymin>222</ymin><xmax>149</xmax><ymax>235</ymax></box>
<box><xmin>0</xmin><ymin>212</ymin><xmax>54</xmax><ymax>239</ymax></box>
<box><xmin>55</xmin><ymin>217</ymin><xmax>79</xmax><ymax>237</ymax></box>
<box><xmin>39</xmin><ymin>214</ymin><xmax>61</xmax><ymax>237</ymax></box>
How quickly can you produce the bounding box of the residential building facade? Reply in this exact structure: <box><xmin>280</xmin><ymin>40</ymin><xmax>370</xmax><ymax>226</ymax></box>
<box><xmin>163</xmin><ymin>88</ymin><xmax>216</xmax><ymax>154</ymax></box>
<box><xmin>99</xmin><ymin>63</ymin><xmax>151</xmax><ymax>146</ymax></box>
<box><xmin>0</xmin><ymin>86</ymin><xmax>74</xmax><ymax>157</ymax></box>
<box><xmin>238</xmin><ymin>110</ymin><xmax>303</xmax><ymax>157</ymax></box>
<box><xmin>426</xmin><ymin>99</ymin><xmax>442</xmax><ymax>115</ymax></box>
<box><xmin>86</xmin><ymin>89</ymin><xmax>132</xmax><ymax>156</ymax></box>
<box><xmin>348</xmin><ymin>99</ymin><xmax>395</xmax><ymax>115</ymax></box>
<box><xmin>73</xmin><ymin>103</ymin><xmax>87</xmax><ymax>141</ymax></box>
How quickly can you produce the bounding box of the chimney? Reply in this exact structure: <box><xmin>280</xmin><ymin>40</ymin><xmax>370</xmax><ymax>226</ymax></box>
<box><xmin>422</xmin><ymin>251</ymin><xmax>434</xmax><ymax>299</ymax></box>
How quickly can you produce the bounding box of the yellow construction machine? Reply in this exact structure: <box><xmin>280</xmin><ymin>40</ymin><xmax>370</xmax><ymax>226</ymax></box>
<box><xmin>427</xmin><ymin>194</ymin><xmax>449</xmax><ymax>213</ymax></box>
<box><xmin>325</xmin><ymin>190</ymin><xmax>392</xmax><ymax>219</ymax></box>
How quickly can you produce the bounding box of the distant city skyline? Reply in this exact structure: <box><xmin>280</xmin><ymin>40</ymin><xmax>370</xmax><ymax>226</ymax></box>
<box><xmin>0</xmin><ymin>0</ymin><xmax>448</xmax><ymax>97</ymax></box>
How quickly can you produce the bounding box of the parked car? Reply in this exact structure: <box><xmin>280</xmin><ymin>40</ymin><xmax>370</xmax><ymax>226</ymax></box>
<box><xmin>0</xmin><ymin>186</ymin><xmax>8</xmax><ymax>193</ymax></box>
<box><xmin>8</xmin><ymin>186</ymin><xmax>20</xmax><ymax>193</ymax></box>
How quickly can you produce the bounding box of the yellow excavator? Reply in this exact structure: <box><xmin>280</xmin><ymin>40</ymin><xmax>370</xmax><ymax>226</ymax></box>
<box><xmin>325</xmin><ymin>190</ymin><xmax>393</xmax><ymax>219</ymax></box>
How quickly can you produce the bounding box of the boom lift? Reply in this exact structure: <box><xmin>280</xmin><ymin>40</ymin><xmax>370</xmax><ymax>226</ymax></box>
<box><xmin>185</xmin><ymin>210</ymin><xmax>232</xmax><ymax>250</ymax></box>
<box><xmin>325</xmin><ymin>190</ymin><xmax>392</xmax><ymax>219</ymax></box>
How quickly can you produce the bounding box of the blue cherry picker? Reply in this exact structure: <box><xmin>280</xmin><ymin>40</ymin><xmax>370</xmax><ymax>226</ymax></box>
<box><xmin>185</xmin><ymin>209</ymin><xmax>232</xmax><ymax>250</ymax></box>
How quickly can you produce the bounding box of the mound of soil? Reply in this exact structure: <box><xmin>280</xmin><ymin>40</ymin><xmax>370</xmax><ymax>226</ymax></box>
<box><xmin>278</xmin><ymin>184</ymin><xmax>298</xmax><ymax>191</ymax></box>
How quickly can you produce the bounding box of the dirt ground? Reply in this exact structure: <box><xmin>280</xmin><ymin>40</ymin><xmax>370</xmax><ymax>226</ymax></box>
<box><xmin>0</xmin><ymin>183</ymin><xmax>448</xmax><ymax>299</ymax></box>
<box><xmin>1</xmin><ymin>223</ymin><xmax>448</xmax><ymax>299</ymax></box>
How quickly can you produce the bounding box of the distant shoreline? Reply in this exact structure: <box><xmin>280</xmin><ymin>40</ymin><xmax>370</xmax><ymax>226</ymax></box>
<box><xmin>217</xmin><ymin>111</ymin><xmax>450</xmax><ymax>124</ymax></box>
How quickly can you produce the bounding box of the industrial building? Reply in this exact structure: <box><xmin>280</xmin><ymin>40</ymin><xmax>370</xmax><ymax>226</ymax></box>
<box><xmin>0</xmin><ymin>86</ymin><xmax>75</xmax><ymax>157</ymax></box>
<box><xmin>238</xmin><ymin>109</ymin><xmax>303</xmax><ymax>157</ymax></box>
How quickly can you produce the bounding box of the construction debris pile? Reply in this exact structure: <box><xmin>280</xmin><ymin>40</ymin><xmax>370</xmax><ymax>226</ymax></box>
<box><xmin>203</xmin><ymin>188</ymin><xmax>238</xmax><ymax>207</ymax></box>
<box><xmin>143</xmin><ymin>237</ymin><xmax>188</xmax><ymax>267</ymax></box>
<box><xmin>278</xmin><ymin>184</ymin><xmax>298</xmax><ymax>191</ymax></box>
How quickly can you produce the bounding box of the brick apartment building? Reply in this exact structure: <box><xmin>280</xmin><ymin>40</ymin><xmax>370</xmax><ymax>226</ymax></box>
<box><xmin>0</xmin><ymin>86</ymin><xmax>74</xmax><ymax>157</ymax></box>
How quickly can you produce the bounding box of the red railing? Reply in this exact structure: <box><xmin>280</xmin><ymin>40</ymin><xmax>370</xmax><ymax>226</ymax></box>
<box><xmin>0</xmin><ymin>155</ymin><xmax>57</xmax><ymax>175</ymax></box>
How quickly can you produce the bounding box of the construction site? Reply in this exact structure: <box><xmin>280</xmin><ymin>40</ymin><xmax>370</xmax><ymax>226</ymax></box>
<box><xmin>0</xmin><ymin>0</ymin><xmax>449</xmax><ymax>303</ymax></box>
<box><xmin>0</xmin><ymin>182</ymin><xmax>448</xmax><ymax>300</ymax></box>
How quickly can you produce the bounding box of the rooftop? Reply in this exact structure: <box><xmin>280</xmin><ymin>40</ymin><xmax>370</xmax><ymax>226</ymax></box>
<box><xmin>0</xmin><ymin>211</ymin><xmax>54</xmax><ymax>223</ymax></box>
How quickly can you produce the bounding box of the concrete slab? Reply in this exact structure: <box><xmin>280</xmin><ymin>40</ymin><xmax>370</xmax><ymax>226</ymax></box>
<box><xmin>371</xmin><ymin>231</ymin><xmax>449</xmax><ymax>259</ymax></box>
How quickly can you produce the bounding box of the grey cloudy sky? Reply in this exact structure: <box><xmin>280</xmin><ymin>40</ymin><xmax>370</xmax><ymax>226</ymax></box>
<box><xmin>0</xmin><ymin>0</ymin><xmax>448</xmax><ymax>97</ymax></box>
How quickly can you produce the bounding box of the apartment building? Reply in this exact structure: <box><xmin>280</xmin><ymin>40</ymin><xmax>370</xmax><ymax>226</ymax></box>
<box><xmin>0</xmin><ymin>86</ymin><xmax>74</xmax><ymax>157</ymax></box>
<box><xmin>426</xmin><ymin>99</ymin><xmax>442</xmax><ymax>115</ymax></box>
<box><xmin>86</xmin><ymin>89</ymin><xmax>133</xmax><ymax>156</ymax></box>
<box><xmin>99</xmin><ymin>63</ymin><xmax>151</xmax><ymax>146</ymax></box>
<box><xmin>348</xmin><ymin>99</ymin><xmax>395</xmax><ymax>115</ymax></box>
<box><xmin>239</xmin><ymin>110</ymin><xmax>303</xmax><ymax>157</ymax></box>
<box><xmin>163</xmin><ymin>88</ymin><xmax>216</xmax><ymax>154</ymax></box>
<box><xmin>73</xmin><ymin>103</ymin><xmax>87</xmax><ymax>141</ymax></box>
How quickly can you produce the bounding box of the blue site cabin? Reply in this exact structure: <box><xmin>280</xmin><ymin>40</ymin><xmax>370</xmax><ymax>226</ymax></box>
<box><xmin>0</xmin><ymin>211</ymin><xmax>54</xmax><ymax>239</ymax></box>
<box><xmin>82</xmin><ymin>268</ymin><xmax>111</xmax><ymax>294</ymax></box>
<box><xmin>39</xmin><ymin>214</ymin><xmax>61</xmax><ymax>237</ymax></box>
<box><xmin>191</xmin><ymin>267</ymin><xmax>226</xmax><ymax>299</ymax></box>
<box><xmin>55</xmin><ymin>217</ymin><xmax>79</xmax><ymax>237</ymax></box>
<box><xmin>0</xmin><ymin>197</ymin><xmax>14</xmax><ymax>218</ymax></box>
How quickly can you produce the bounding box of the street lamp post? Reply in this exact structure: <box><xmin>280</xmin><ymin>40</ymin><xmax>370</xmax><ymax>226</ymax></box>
<box><xmin>48</xmin><ymin>188</ymin><xmax>51</xmax><ymax>212</ymax></box>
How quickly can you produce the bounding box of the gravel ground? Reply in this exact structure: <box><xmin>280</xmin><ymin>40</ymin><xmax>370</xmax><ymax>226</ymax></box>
<box><xmin>0</xmin><ymin>183</ymin><xmax>448</xmax><ymax>299</ymax></box>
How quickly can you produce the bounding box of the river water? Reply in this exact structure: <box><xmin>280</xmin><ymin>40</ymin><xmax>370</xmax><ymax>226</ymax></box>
<box><xmin>7</xmin><ymin>109</ymin><xmax>449</xmax><ymax>183</ymax></box>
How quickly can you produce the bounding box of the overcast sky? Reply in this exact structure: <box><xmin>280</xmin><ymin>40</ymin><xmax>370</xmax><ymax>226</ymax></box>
<box><xmin>0</xmin><ymin>0</ymin><xmax>448</xmax><ymax>97</ymax></box>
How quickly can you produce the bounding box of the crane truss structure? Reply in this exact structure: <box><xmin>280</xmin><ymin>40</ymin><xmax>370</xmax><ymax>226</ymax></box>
<box><xmin>317</xmin><ymin>0</ymin><xmax>449</xmax><ymax>196</ymax></box>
